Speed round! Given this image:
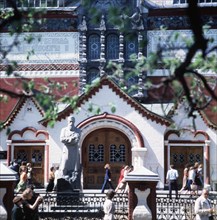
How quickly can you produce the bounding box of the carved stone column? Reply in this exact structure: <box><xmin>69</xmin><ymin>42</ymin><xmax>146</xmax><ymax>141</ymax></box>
<box><xmin>99</xmin><ymin>14</ymin><xmax>106</xmax><ymax>76</ymax></box>
<box><xmin>78</xmin><ymin>16</ymin><xmax>87</xmax><ymax>94</ymax></box>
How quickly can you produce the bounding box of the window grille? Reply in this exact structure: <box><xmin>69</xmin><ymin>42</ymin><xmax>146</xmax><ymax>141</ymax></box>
<box><xmin>89</xmin><ymin>144</ymin><xmax>104</xmax><ymax>162</ymax></box>
<box><xmin>106</xmin><ymin>34</ymin><xmax>119</xmax><ymax>60</ymax></box>
<box><xmin>88</xmin><ymin>34</ymin><xmax>100</xmax><ymax>60</ymax></box>
<box><xmin>110</xmin><ymin>144</ymin><xmax>126</xmax><ymax>162</ymax></box>
<box><xmin>16</xmin><ymin>150</ymin><xmax>28</xmax><ymax>162</ymax></box>
<box><xmin>125</xmin><ymin>34</ymin><xmax>138</xmax><ymax>60</ymax></box>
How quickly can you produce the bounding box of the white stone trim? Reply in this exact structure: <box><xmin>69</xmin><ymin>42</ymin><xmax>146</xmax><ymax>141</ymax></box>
<box><xmin>79</xmin><ymin>119</ymin><xmax>141</xmax><ymax>150</ymax></box>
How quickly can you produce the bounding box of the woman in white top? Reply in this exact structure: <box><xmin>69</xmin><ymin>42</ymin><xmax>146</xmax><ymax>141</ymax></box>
<box><xmin>187</xmin><ymin>166</ymin><xmax>196</xmax><ymax>195</ymax></box>
<box><xmin>103</xmin><ymin>189</ymin><xmax>115</xmax><ymax>220</ymax></box>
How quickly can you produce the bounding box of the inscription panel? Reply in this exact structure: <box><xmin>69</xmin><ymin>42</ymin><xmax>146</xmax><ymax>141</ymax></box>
<box><xmin>0</xmin><ymin>32</ymin><xmax>79</xmax><ymax>64</ymax></box>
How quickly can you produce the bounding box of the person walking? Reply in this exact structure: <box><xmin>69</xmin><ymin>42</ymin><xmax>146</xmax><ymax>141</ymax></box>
<box><xmin>194</xmin><ymin>188</ymin><xmax>214</xmax><ymax>220</ymax></box>
<box><xmin>115</xmin><ymin>165</ymin><xmax>128</xmax><ymax>193</ymax></box>
<box><xmin>46</xmin><ymin>167</ymin><xmax>55</xmax><ymax>192</ymax></box>
<box><xmin>187</xmin><ymin>165</ymin><xmax>197</xmax><ymax>195</ymax></box>
<box><xmin>101</xmin><ymin>164</ymin><xmax>114</xmax><ymax>193</ymax></box>
<box><xmin>166</xmin><ymin>164</ymin><xmax>179</xmax><ymax>199</ymax></box>
<box><xmin>179</xmin><ymin>163</ymin><xmax>190</xmax><ymax>194</ymax></box>
<box><xmin>27</xmin><ymin>163</ymin><xmax>33</xmax><ymax>185</ymax></box>
<box><xmin>197</xmin><ymin>163</ymin><xmax>204</xmax><ymax>189</ymax></box>
<box><xmin>117</xmin><ymin>165</ymin><xmax>126</xmax><ymax>185</ymax></box>
<box><xmin>103</xmin><ymin>189</ymin><xmax>116</xmax><ymax>220</ymax></box>
<box><xmin>15</xmin><ymin>166</ymin><xmax>28</xmax><ymax>193</ymax></box>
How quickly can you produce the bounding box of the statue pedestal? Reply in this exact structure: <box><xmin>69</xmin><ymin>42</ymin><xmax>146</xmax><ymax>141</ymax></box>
<box><xmin>0</xmin><ymin>162</ymin><xmax>18</xmax><ymax>220</ymax></box>
<box><xmin>56</xmin><ymin>178</ymin><xmax>80</xmax><ymax>205</ymax></box>
<box><xmin>125</xmin><ymin>148</ymin><xmax>159</xmax><ymax>220</ymax></box>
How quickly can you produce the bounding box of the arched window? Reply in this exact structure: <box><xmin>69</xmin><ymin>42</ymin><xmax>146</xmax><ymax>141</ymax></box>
<box><xmin>87</xmin><ymin>68</ymin><xmax>100</xmax><ymax>84</ymax></box>
<box><xmin>88</xmin><ymin>34</ymin><xmax>101</xmax><ymax>60</ymax></box>
<box><xmin>106</xmin><ymin>34</ymin><xmax>119</xmax><ymax>60</ymax></box>
<box><xmin>125</xmin><ymin>34</ymin><xmax>138</xmax><ymax>60</ymax></box>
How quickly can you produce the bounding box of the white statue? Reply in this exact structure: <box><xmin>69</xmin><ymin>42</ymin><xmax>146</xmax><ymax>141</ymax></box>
<box><xmin>58</xmin><ymin>116</ymin><xmax>81</xmax><ymax>190</ymax></box>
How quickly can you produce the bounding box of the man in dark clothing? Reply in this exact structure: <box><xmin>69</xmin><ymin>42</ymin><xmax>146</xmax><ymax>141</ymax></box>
<box><xmin>11</xmin><ymin>196</ymin><xmax>25</xmax><ymax>220</ymax></box>
<box><xmin>24</xmin><ymin>185</ymin><xmax>41</xmax><ymax>220</ymax></box>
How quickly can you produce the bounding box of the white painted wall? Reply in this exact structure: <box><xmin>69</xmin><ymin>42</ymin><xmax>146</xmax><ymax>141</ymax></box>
<box><xmin>48</xmin><ymin>85</ymin><xmax>168</xmax><ymax>188</ymax></box>
<box><xmin>1</xmin><ymin>84</ymin><xmax>216</xmax><ymax>189</ymax></box>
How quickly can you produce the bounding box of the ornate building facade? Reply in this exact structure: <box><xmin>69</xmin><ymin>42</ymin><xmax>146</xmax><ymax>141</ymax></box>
<box><xmin>0</xmin><ymin>0</ymin><xmax>217</xmax><ymax>189</ymax></box>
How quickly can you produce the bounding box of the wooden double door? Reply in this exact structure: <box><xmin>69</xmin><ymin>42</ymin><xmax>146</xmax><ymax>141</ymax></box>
<box><xmin>14</xmin><ymin>146</ymin><xmax>44</xmax><ymax>187</ymax></box>
<box><xmin>82</xmin><ymin>128</ymin><xmax>131</xmax><ymax>189</ymax></box>
<box><xmin>170</xmin><ymin>146</ymin><xmax>203</xmax><ymax>187</ymax></box>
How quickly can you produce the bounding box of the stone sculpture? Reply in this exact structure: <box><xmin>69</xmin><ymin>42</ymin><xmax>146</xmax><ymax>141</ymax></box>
<box><xmin>57</xmin><ymin>116</ymin><xmax>81</xmax><ymax>192</ymax></box>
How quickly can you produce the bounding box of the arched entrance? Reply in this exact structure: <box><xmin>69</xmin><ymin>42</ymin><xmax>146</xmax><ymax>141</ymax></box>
<box><xmin>164</xmin><ymin>130</ymin><xmax>210</xmax><ymax>187</ymax></box>
<box><xmin>14</xmin><ymin>146</ymin><xmax>44</xmax><ymax>187</ymax></box>
<box><xmin>82</xmin><ymin>128</ymin><xmax>132</xmax><ymax>189</ymax></box>
<box><xmin>7</xmin><ymin>127</ymin><xmax>49</xmax><ymax>187</ymax></box>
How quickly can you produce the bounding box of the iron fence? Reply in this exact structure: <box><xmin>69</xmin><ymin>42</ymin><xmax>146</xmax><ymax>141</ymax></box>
<box><xmin>38</xmin><ymin>191</ymin><xmax>128</xmax><ymax>220</ymax></box>
<box><xmin>37</xmin><ymin>191</ymin><xmax>217</xmax><ymax>220</ymax></box>
<box><xmin>156</xmin><ymin>192</ymin><xmax>217</xmax><ymax>220</ymax></box>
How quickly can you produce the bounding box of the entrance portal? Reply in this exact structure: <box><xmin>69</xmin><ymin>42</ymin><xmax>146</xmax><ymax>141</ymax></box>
<box><xmin>82</xmin><ymin>128</ymin><xmax>131</xmax><ymax>189</ymax></box>
<box><xmin>14</xmin><ymin>146</ymin><xmax>44</xmax><ymax>187</ymax></box>
<box><xmin>170</xmin><ymin>146</ymin><xmax>203</xmax><ymax>187</ymax></box>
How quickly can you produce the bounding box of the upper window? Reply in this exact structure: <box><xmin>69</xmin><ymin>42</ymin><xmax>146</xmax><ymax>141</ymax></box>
<box><xmin>87</xmin><ymin>68</ymin><xmax>100</xmax><ymax>84</ymax></box>
<box><xmin>88</xmin><ymin>34</ymin><xmax>101</xmax><ymax>60</ymax></box>
<box><xmin>0</xmin><ymin>0</ymin><xmax>74</xmax><ymax>8</ymax></box>
<box><xmin>125</xmin><ymin>34</ymin><xmax>138</xmax><ymax>60</ymax></box>
<box><xmin>106</xmin><ymin>34</ymin><xmax>119</xmax><ymax>60</ymax></box>
<box><xmin>173</xmin><ymin>0</ymin><xmax>217</xmax><ymax>3</ymax></box>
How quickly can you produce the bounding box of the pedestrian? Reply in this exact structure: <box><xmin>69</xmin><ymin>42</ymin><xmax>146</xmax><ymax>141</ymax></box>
<box><xmin>179</xmin><ymin>163</ymin><xmax>190</xmax><ymax>194</ymax></box>
<box><xmin>195</xmin><ymin>163</ymin><xmax>203</xmax><ymax>190</ymax></box>
<box><xmin>54</xmin><ymin>166</ymin><xmax>60</xmax><ymax>191</ymax></box>
<box><xmin>11</xmin><ymin>159</ymin><xmax>19</xmax><ymax>173</ymax></box>
<box><xmin>115</xmin><ymin>165</ymin><xmax>129</xmax><ymax>193</ymax></box>
<box><xmin>101</xmin><ymin>164</ymin><xmax>114</xmax><ymax>193</ymax></box>
<box><xmin>103</xmin><ymin>189</ymin><xmax>116</xmax><ymax>220</ymax></box>
<box><xmin>9</xmin><ymin>161</ymin><xmax>14</xmax><ymax>169</ymax></box>
<box><xmin>21</xmin><ymin>188</ymin><xmax>43</xmax><ymax>219</ymax></box>
<box><xmin>11</xmin><ymin>196</ymin><xmax>25</xmax><ymax>220</ymax></box>
<box><xmin>25</xmin><ymin>185</ymin><xmax>41</xmax><ymax>220</ymax></box>
<box><xmin>19</xmin><ymin>161</ymin><xmax>27</xmax><ymax>174</ymax></box>
<box><xmin>117</xmin><ymin>165</ymin><xmax>126</xmax><ymax>184</ymax></box>
<box><xmin>194</xmin><ymin>188</ymin><xmax>214</xmax><ymax>220</ymax></box>
<box><xmin>166</xmin><ymin>164</ymin><xmax>179</xmax><ymax>199</ymax></box>
<box><xmin>27</xmin><ymin>163</ymin><xmax>33</xmax><ymax>185</ymax></box>
<box><xmin>187</xmin><ymin>165</ymin><xmax>197</xmax><ymax>196</ymax></box>
<box><xmin>15</xmin><ymin>166</ymin><xmax>28</xmax><ymax>193</ymax></box>
<box><xmin>46</xmin><ymin>166</ymin><xmax>55</xmax><ymax>192</ymax></box>
<box><xmin>197</xmin><ymin>164</ymin><xmax>204</xmax><ymax>188</ymax></box>
<box><xmin>123</xmin><ymin>165</ymin><xmax>133</xmax><ymax>194</ymax></box>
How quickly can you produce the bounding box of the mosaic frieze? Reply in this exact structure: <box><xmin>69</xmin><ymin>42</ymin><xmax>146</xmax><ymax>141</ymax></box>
<box><xmin>147</xmin><ymin>15</ymin><xmax>217</xmax><ymax>30</ymax></box>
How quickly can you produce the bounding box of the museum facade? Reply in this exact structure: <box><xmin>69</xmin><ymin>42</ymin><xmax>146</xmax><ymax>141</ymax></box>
<box><xmin>0</xmin><ymin>0</ymin><xmax>217</xmax><ymax>190</ymax></box>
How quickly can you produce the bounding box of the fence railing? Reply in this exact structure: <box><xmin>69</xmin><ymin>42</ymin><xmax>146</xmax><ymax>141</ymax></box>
<box><xmin>38</xmin><ymin>191</ymin><xmax>128</xmax><ymax>220</ymax></box>
<box><xmin>36</xmin><ymin>191</ymin><xmax>217</xmax><ymax>220</ymax></box>
<box><xmin>156</xmin><ymin>192</ymin><xmax>217</xmax><ymax>220</ymax></box>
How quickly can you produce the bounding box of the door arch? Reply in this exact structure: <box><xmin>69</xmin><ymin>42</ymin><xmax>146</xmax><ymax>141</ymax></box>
<box><xmin>82</xmin><ymin>128</ymin><xmax>131</xmax><ymax>189</ymax></box>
